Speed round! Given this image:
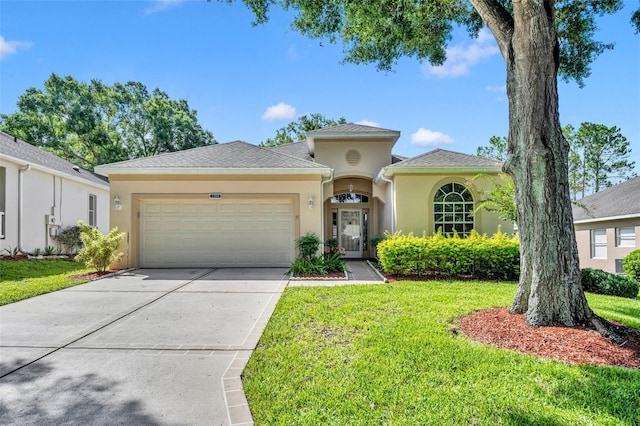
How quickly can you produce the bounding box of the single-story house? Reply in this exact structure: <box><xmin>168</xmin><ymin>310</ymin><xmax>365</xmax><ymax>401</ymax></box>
<box><xmin>0</xmin><ymin>132</ymin><xmax>110</xmax><ymax>253</ymax></box>
<box><xmin>573</xmin><ymin>176</ymin><xmax>640</xmax><ymax>273</ymax></box>
<box><xmin>95</xmin><ymin>124</ymin><xmax>512</xmax><ymax>269</ymax></box>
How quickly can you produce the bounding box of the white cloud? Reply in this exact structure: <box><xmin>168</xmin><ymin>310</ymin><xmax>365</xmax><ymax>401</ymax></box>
<box><xmin>422</xmin><ymin>28</ymin><xmax>499</xmax><ymax>78</ymax></box>
<box><xmin>355</xmin><ymin>119</ymin><xmax>380</xmax><ymax>127</ymax></box>
<box><xmin>144</xmin><ymin>0</ymin><xmax>185</xmax><ymax>15</ymax></box>
<box><xmin>486</xmin><ymin>84</ymin><xmax>506</xmax><ymax>92</ymax></box>
<box><xmin>0</xmin><ymin>35</ymin><xmax>33</xmax><ymax>60</ymax></box>
<box><xmin>411</xmin><ymin>128</ymin><xmax>454</xmax><ymax>146</ymax></box>
<box><xmin>262</xmin><ymin>102</ymin><xmax>296</xmax><ymax>121</ymax></box>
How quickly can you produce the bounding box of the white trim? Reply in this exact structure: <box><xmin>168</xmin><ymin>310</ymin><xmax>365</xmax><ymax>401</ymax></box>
<box><xmin>574</xmin><ymin>213</ymin><xmax>640</xmax><ymax>224</ymax></box>
<box><xmin>94</xmin><ymin>166</ymin><xmax>332</xmax><ymax>177</ymax></box>
<box><xmin>382</xmin><ymin>165</ymin><xmax>502</xmax><ymax>175</ymax></box>
<box><xmin>0</xmin><ymin>153</ymin><xmax>109</xmax><ymax>190</ymax></box>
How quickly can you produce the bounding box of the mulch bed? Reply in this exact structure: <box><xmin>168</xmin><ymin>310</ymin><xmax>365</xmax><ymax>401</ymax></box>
<box><xmin>70</xmin><ymin>271</ymin><xmax>116</xmax><ymax>281</ymax></box>
<box><xmin>458</xmin><ymin>307</ymin><xmax>640</xmax><ymax>369</ymax></box>
<box><xmin>292</xmin><ymin>271</ymin><xmax>347</xmax><ymax>280</ymax></box>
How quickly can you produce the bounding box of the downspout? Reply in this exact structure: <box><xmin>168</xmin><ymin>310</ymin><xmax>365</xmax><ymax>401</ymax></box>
<box><xmin>378</xmin><ymin>170</ymin><xmax>395</xmax><ymax>233</ymax></box>
<box><xmin>18</xmin><ymin>164</ymin><xmax>31</xmax><ymax>251</ymax></box>
<box><xmin>320</xmin><ymin>171</ymin><xmax>334</xmax><ymax>251</ymax></box>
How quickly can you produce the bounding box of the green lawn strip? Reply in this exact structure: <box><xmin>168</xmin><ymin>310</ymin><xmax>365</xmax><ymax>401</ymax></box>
<box><xmin>0</xmin><ymin>260</ymin><xmax>94</xmax><ymax>305</ymax></box>
<box><xmin>244</xmin><ymin>281</ymin><xmax>640</xmax><ymax>425</ymax></box>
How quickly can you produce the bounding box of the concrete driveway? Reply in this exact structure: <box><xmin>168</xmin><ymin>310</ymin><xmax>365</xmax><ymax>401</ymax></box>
<box><xmin>0</xmin><ymin>268</ymin><xmax>288</xmax><ymax>426</ymax></box>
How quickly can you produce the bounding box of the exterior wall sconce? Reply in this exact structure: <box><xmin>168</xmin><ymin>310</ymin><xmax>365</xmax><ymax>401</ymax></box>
<box><xmin>308</xmin><ymin>195</ymin><xmax>314</xmax><ymax>209</ymax></box>
<box><xmin>348</xmin><ymin>183</ymin><xmax>354</xmax><ymax>193</ymax></box>
<box><xmin>114</xmin><ymin>195</ymin><xmax>123</xmax><ymax>210</ymax></box>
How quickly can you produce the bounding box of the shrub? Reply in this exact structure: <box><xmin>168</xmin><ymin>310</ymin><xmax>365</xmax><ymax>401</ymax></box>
<box><xmin>296</xmin><ymin>233</ymin><xmax>321</xmax><ymax>260</ymax></box>
<box><xmin>581</xmin><ymin>268</ymin><xmax>639</xmax><ymax>299</ymax></box>
<box><xmin>75</xmin><ymin>221</ymin><xmax>126</xmax><ymax>272</ymax></box>
<box><xmin>56</xmin><ymin>225</ymin><xmax>82</xmax><ymax>254</ymax></box>
<box><xmin>622</xmin><ymin>249</ymin><xmax>640</xmax><ymax>283</ymax></box>
<box><xmin>376</xmin><ymin>229</ymin><xmax>520</xmax><ymax>280</ymax></box>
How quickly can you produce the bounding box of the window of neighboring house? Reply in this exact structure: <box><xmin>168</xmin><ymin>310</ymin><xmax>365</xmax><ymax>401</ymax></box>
<box><xmin>88</xmin><ymin>194</ymin><xmax>97</xmax><ymax>227</ymax></box>
<box><xmin>0</xmin><ymin>167</ymin><xmax>5</xmax><ymax>238</ymax></box>
<box><xmin>590</xmin><ymin>229</ymin><xmax>607</xmax><ymax>259</ymax></box>
<box><xmin>616</xmin><ymin>227</ymin><xmax>636</xmax><ymax>247</ymax></box>
<box><xmin>434</xmin><ymin>183</ymin><xmax>474</xmax><ymax>237</ymax></box>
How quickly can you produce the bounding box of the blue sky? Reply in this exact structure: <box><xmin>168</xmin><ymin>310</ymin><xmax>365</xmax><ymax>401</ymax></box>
<box><xmin>1</xmin><ymin>1</ymin><xmax>639</xmax><ymax>170</ymax></box>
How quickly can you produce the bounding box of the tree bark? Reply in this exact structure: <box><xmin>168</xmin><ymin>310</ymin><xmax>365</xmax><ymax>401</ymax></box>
<box><xmin>475</xmin><ymin>0</ymin><xmax>625</xmax><ymax>343</ymax></box>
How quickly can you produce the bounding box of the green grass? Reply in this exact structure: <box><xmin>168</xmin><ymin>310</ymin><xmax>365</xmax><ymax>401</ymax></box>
<box><xmin>0</xmin><ymin>260</ymin><xmax>93</xmax><ymax>305</ymax></box>
<box><xmin>244</xmin><ymin>281</ymin><xmax>640</xmax><ymax>425</ymax></box>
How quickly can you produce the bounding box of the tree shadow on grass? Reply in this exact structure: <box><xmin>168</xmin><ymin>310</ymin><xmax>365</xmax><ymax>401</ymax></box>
<box><xmin>0</xmin><ymin>358</ymin><xmax>183</xmax><ymax>426</ymax></box>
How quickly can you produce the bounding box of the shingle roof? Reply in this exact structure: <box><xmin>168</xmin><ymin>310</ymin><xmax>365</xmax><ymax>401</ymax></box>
<box><xmin>572</xmin><ymin>176</ymin><xmax>640</xmax><ymax>221</ymax></box>
<box><xmin>97</xmin><ymin>141</ymin><xmax>328</xmax><ymax>171</ymax></box>
<box><xmin>389</xmin><ymin>148</ymin><xmax>502</xmax><ymax>168</ymax></box>
<box><xmin>269</xmin><ymin>141</ymin><xmax>315</xmax><ymax>162</ymax></box>
<box><xmin>0</xmin><ymin>131</ymin><xmax>109</xmax><ymax>186</ymax></box>
<box><xmin>307</xmin><ymin>123</ymin><xmax>400</xmax><ymax>137</ymax></box>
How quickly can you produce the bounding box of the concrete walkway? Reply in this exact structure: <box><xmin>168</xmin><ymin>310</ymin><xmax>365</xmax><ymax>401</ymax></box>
<box><xmin>288</xmin><ymin>260</ymin><xmax>387</xmax><ymax>287</ymax></box>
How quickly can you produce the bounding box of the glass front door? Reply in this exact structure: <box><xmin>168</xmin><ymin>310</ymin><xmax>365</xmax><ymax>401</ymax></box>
<box><xmin>339</xmin><ymin>209</ymin><xmax>362</xmax><ymax>258</ymax></box>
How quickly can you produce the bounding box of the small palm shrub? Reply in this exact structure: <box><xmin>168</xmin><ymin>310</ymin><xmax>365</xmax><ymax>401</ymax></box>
<box><xmin>622</xmin><ymin>249</ymin><xmax>640</xmax><ymax>283</ymax></box>
<box><xmin>581</xmin><ymin>268</ymin><xmax>639</xmax><ymax>299</ymax></box>
<box><xmin>75</xmin><ymin>221</ymin><xmax>125</xmax><ymax>272</ymax></box>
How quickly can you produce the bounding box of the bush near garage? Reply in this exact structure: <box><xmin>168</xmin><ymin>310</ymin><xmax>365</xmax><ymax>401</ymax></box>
<box><xmin>376</xmin><ymin>229</ymin><xmax>520</xmax><ymax>280</ymax></box>
<box><xmin>581</xmin><ymin>268</ymin><xmax>639</xmax><ymax>299</ymax></box>
<box><xmin>622</xmin><ymin>249</ymin><xmax>640</xmax><ymax>283</ymax></box>
<box><xmin>75</xmin><ymin>221</ymin><xmax>126</xmax><ymax>272</ymax></box>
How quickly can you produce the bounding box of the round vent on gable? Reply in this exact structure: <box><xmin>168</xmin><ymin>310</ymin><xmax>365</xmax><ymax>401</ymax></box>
<box><xmin>345</xmin><ymin>149</ymin><xmax>361</xmax><ymax>166</ymax></box>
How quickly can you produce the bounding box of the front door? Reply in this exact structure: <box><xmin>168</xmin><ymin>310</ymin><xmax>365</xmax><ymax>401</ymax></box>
<box><xmin>339</xmin><ymin>209</ymin><xmax>362</xmax><ymax>258</ymax></box>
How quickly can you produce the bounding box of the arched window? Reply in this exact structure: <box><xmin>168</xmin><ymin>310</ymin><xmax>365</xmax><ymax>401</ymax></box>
<box><xmin>331</xmin><ymin>193</ymin><xmax>369</xmax><ymax>203</ymax></box>
<box><xmin>433</xmin><ymin>183</ymin><xmax>474</xmax><ymax>236</ymax></box>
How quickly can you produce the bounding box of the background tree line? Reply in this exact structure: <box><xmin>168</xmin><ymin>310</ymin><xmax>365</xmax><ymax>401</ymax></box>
<box><xmin>0</xmin><ymin>74</ymin><xmax>216</xmax><ymax>170</ymax></box>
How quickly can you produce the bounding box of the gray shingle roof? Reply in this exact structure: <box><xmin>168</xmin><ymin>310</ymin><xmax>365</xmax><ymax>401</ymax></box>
<box><xmin>389</xmin><ymin>148</ymin><xmax>502</xmax><ymax>168</ymax></box>
<box><xmin>572</xmin><ymin>176</ymin><xmax>640</xmax><ymax>221</ymax></box>
<box><xmin>97</xmin><ymin>141</ymin><xmax>328</xmax><ymax>170</ymax></box>
<box><xmin>307</xmin><ymin>123</ymin><xmax>400</xmax><ymax>137</ymax></box>
<box><xmin>0</xmin><ymin>131</ymin><xmax>109</xmax><ymax>186</ymax></box>
<box><xmin>269</xmin><ymin>142</ymin><xmax>315</xmax><ymax>162</ymax></box>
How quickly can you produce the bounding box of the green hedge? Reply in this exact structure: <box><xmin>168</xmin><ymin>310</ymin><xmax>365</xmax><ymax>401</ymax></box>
<box><xmin>581</xmin><ymin>268</ymin><xmax>639</xmax><ymax>299</ymax></box>
<box><xmin>622</xmin><ymin>249</ymin><xmax>640</xmax><ymax>283</ymax></box>
<box><xmin>377</xmin><ymin>230</ymin><xmax>520</xmax><ymax>280</ymax></box>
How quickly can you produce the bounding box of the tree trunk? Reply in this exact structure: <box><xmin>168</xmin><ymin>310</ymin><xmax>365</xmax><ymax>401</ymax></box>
<box><xmin>496</xmin><ymin>0</ymin><xmax>625</xmax><ymax>343</ymax></box>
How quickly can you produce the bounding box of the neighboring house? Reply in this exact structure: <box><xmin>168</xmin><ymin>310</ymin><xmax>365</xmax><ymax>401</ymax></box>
<box><xmin>573</xmin><ymin>176</ymin><xmax>640</xmax><ymax>274</ymax></box>
<box><xmin>95</xmin><ymin>124</ymin><xmax>512</xmax><ymax>269</ymax></box>
<box><xmin>0</xmin><ymin>132</ymin><xmax>110</xmax><ymax>254</ymax></box>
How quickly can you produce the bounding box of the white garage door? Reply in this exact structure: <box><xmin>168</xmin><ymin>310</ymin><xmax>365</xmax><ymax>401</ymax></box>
<box><xmin>139</xmin><ymin>198</ymin><xmax>295</xmax><ymax>268</ymax></box>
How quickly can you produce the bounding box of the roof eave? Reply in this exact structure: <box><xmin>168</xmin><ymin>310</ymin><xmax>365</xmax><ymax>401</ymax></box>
<box><xmin>383</xmin><ymin>165</ymin><xmax>502</xmax><ymax>176</ymax></box>
<box><xmin>94</xmin><ymin>166</ymin><xmax>333</xmax><ymax>177</ymax></box>
<box><xmin>306</xmin><ymin>131</ymin><xmax>401</xmax><ymax>155</ymax></box>
<box><xmin>1</xmin><ymin>153</ymin><xmax>109</xmax><ymax>190</ymax></box>
<box><xmin>573</xmin><ymin>212</ymin><xmax>640</xmax><ymax>224</ymax></box>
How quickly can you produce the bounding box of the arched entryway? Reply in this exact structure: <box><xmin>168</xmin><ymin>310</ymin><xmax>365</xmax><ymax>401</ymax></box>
<box><xmin>327</xmin><ymin>178</ymin><xmax>373</xmax><ymax>258</ymax></box>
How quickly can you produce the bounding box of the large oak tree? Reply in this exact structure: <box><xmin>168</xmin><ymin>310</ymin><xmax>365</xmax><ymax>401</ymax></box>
<box><xmin>0</xmin><ymin>74</ymin><xmax>216</xmax><ymax>170</ymax></box>
<box><xmin>223</xmin><ymin>0</ymin><xmax>638</xmax><ymax>342</ymax></box>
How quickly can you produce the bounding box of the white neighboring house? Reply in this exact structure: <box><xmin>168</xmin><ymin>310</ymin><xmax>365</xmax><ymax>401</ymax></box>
<box><xmin>0</xmin><ymin>132</ymin><xmax>110</xmax><ymax>253</ymax></box>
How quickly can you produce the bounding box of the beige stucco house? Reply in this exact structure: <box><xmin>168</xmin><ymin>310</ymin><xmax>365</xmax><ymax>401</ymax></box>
<box><xmin>95</xmin><ymin>124</ymin><xmax>512</xmax><ymax>269</ymax></box>
<box><xmin>573</xmin><ymin>176</ymin><xmax>640</xmax><ymax>274</ymax></box>
<box><xmin>0</xmin><ymin>132</ymin><xmax>110</xmax><ymax>253</ymax></box>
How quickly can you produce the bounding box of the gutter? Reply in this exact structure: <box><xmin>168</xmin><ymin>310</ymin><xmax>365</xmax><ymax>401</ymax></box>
<box><xmin>573</xmin><ymin>213</ymin><xmax>640</xmax><ymax>224</ymax></box>
<box><xmin>18</xmin><ymin>164</ymin><xmax>31</xmax><ymax>251</ymax></box>
<box><xmin>93</xmin><ymin>167</ymin><xmax>332</xmax><ymax>177</ymax></box>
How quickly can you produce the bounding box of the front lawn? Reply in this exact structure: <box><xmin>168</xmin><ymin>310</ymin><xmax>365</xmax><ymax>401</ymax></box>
<box><xmin>243</xmin><ymin>281</ymin><xmax>640</xmax><ymax>425</ymax></box>
<box><xmin>0</xmin><ymin>260</ymin><xmax>93</xmax><ymax>305</ymax></box>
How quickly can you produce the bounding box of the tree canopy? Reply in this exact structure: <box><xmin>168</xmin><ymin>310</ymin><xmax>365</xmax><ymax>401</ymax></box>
<box><xmin>0</xmin><ymin>74</ymin><xmax>216</xmax><ymax>170</ymax></box>
<box><xmin>225</xmin><ymin>0</ymin><xmax>638</xmax><ymax>340</ymax></box>
<box><xmin>565</xmin><ymin>122</ymin><xmax>636</xmax><ymax>200</ymax></box>
<box><xmin>260</xmin><ymin>113</ymin><xmax>347</xmax><ymax>147</ymax></box>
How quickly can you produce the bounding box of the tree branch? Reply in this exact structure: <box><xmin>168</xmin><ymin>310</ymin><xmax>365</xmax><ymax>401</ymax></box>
<box><xmin>468</xmin><ymin>0</ymin><xmax>514</xmax><ymax>61</ymax></box>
